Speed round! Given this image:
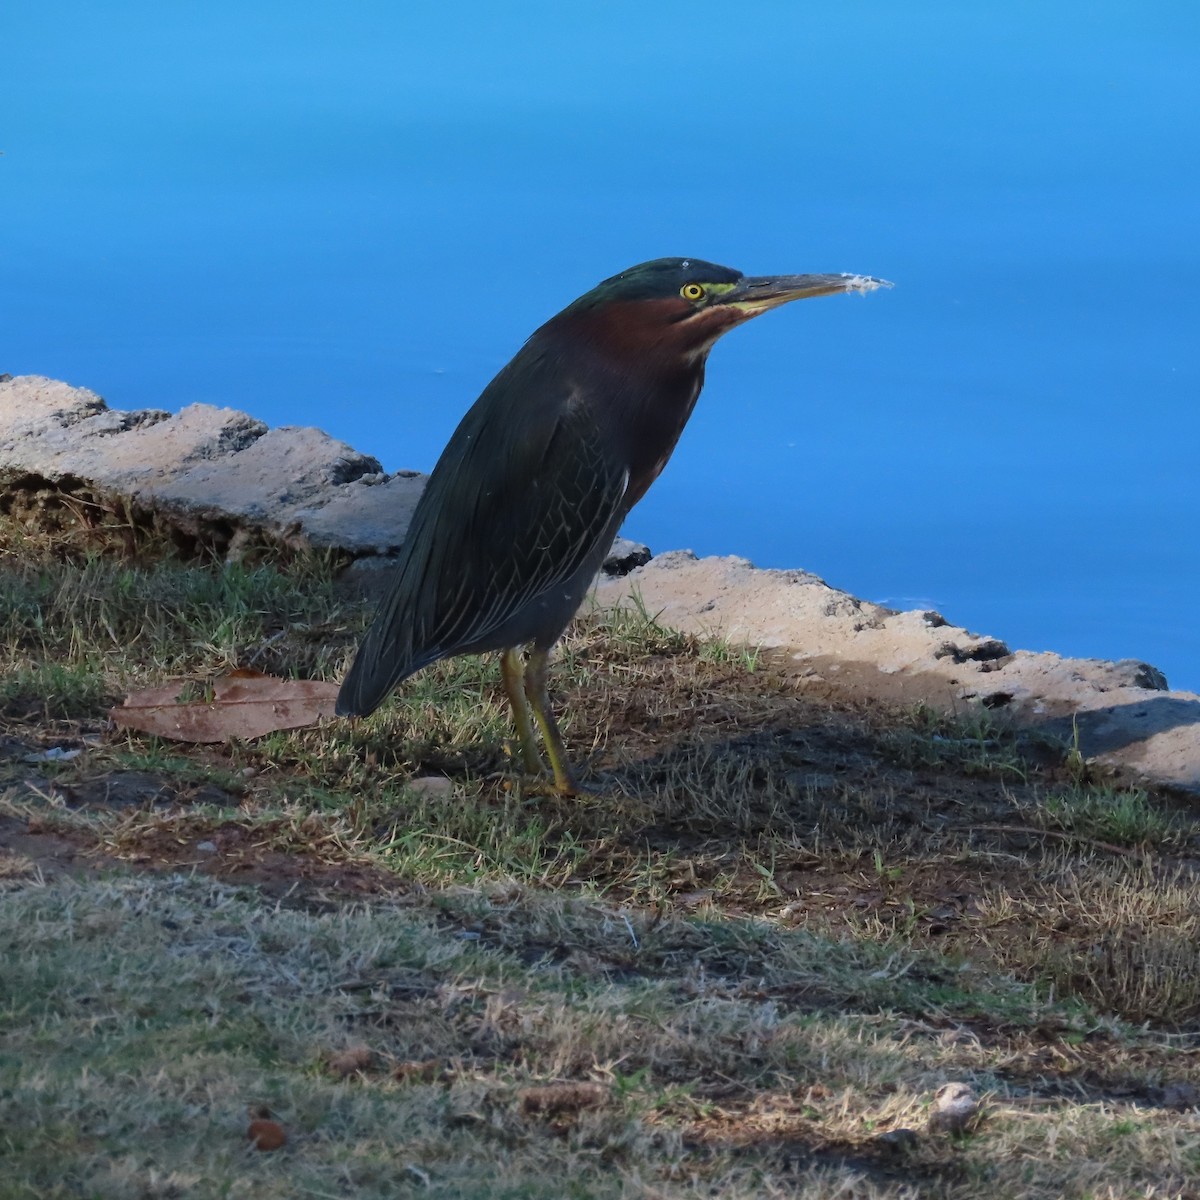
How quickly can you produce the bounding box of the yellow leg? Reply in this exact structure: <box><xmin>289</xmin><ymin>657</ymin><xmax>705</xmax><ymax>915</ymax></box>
<box><xmin>500</xmin><ymin>648</ymin><xmax>544</xmax><ymax>776</ymax></box>
<box><xmin>524</xmin><ymin>647</ymin><xmax>581</xmax><ymax>797</ymax></box>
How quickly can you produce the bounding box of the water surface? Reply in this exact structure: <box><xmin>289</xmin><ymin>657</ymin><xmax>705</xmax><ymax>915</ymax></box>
<box><xmin>4</xmin><ymin>2</ymin><xmax>1198</xmax><ymax>687</ymax></box>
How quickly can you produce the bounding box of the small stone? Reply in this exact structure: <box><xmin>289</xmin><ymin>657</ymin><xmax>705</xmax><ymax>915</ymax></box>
<box><xmin>875</xmin><ymin>1127</ymin><xmax>920</xmax><ymax>1153</ymax></box>
<box><xmin>407</xmin><ymin>775</ymin><xmax>454</xmax><ymax>799</ymax></box>
<box><xmin>601</xmin><ymin>537</ymin><xmax>652</xmax><ymax>577</ymax></box>
<box><xmin>195</xmin><ymin>841</ymin><xmax>218</xmax><ymax>854</ymax></box>
<box><xmin>23</xmin><ymin>746</ymin><xmax>83</xmax><ymax>763</ymax></box>
<box><xmin>928</xmin><ymin>1081</ymin><xmax>980</xmax><ymax>1135</ymax></box>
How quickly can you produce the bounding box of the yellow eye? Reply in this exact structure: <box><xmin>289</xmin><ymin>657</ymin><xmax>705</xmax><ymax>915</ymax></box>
<box><xmin>681</xmin><ymin>282</ymin><xmax>705</xmax><ymax>302</ymax></box>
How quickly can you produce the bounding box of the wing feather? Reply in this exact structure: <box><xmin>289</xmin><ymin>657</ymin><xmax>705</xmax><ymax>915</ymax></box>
<box><xmin>336</xmin><ymin>347</ymin><xmax>630</xmax><ymax>717</ymax></box>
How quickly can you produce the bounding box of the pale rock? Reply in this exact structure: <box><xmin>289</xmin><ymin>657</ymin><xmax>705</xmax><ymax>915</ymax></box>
<box><xmin>595</xmin><ymin>551</ymin><xmax>1200</xmax><ymax>795</ymax></box>
<box><xmin>3</xmin><ymin>374</ymin><xmax>1198</xmax><ymax>797</ymax></box>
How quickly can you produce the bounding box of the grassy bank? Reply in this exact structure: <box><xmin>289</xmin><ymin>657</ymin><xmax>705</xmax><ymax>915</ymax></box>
<box><xmin>2</xmin><ymin>539</ymin><xmax>1199</xmax><ymax>1197</ymax></box>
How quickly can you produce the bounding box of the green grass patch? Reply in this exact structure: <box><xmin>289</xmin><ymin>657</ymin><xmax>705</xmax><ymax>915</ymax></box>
<box><xmin>1033</xmin><ymin>783</ymin><xmax>1181</xmax><ymax>847</ymax></box>
<box><xmin>879</xmin><ymin>703</ymin><xmax>1029</xmax><ymax>781</ymax></box>
<box><xmin>0</xmin><ymin>552</ymin><xmax>352</xmax><ymax>707</ymax></box>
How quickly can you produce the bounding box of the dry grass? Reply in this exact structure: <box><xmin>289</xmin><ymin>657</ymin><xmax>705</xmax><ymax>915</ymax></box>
<box><xmin>4</xmin><ymin>529</ymin><xmax>1200</xmax><ymax>1196</ymax></box>
<box><xmin>4</xmin><ymin>873</ymin><xmax>1200</xmax><ymax>1199</ymax></box>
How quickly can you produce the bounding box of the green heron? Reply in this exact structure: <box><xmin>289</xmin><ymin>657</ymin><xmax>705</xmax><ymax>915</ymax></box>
<box><xmin>337</xmin><ymin>257</ymin><xmax>888</xmax><ymax>794</ymax></box>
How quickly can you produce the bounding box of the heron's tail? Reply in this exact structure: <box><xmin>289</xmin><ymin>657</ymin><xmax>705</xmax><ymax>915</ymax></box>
<box><xmin>335</xmin><ymin>607</ymin><xmax>424</xmax><ymax>718</ymax></box>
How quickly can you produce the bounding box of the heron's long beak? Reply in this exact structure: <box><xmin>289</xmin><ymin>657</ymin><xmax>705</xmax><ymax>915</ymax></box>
<box><xmin>718</xmin><ymin>273</ymin><xmax>892</xmax><ymax>316</ymax></box>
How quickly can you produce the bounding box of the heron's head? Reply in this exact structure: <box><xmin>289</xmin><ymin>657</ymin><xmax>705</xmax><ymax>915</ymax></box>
<box><xmin>555</xmin><ymin>257</ymin><xmax>890</xmax><ymax>363</ymax></box>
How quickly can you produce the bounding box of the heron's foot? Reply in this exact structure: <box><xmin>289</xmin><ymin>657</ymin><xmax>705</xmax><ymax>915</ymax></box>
<box><xmin>524</xmin><ymin>772</ymin><xmax>592</xmax><ymax>799</ymax></box>
<box><xmin>498</xmin><ymin>767</ymin><xmax>591</xmax><ymax>799</ymax></box>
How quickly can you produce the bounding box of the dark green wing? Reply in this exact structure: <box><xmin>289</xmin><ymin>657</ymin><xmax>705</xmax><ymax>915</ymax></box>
<box><xmin>337</xmin><ymin>346</ymin><xmax>630</xmax><ymax>716</ymax></box>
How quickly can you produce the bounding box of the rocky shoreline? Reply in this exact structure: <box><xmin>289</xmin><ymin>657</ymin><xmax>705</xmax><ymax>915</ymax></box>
<box><xmin>2</xmin><ymin>373</ymin><xmax>1197</xmax><ymax>794</ymax></box>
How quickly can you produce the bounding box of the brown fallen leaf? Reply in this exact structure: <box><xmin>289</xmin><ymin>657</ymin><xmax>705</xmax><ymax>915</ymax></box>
<box><xmin>326</xmin><ymin>1044</ymin><xmax>375</xmax><ymax>1077</ymax></box>
<box><xmin>110</xmin><ymin>672</ymin><xmax>340</xmax><ymax>743</ymax></box>
<box><xmin>518</xmin><ymin>1082</ymin><xmax>609</xmax><ymax>1116</ymax></box>
<box><xmin>392</xmin><ymin>1058</ymin><xmax>442</xmax><ymax>1083</ymax></box>
<box><xmin>247</xmin><ymin>1118</ymin><xmax>287</xmax><ymax>1151</ymax></box>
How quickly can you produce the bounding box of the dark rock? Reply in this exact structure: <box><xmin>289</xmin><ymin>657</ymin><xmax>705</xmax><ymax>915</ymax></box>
<box><xmin>874</xmin><ymin>1127</ymin><xmax>920</xmax><ymax>1153</ymax></box>
<box><xmin>601</xmin><ymin>537</ymin><xmax>652</xmax><ymax>576</ymax></box>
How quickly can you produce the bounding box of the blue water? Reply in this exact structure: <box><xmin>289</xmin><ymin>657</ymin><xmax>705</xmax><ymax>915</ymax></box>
<box><xmin>5</xmin><ymin>2</ymin><xmax>1199</xmax><ymax>689</ymax></box>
